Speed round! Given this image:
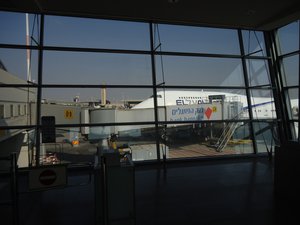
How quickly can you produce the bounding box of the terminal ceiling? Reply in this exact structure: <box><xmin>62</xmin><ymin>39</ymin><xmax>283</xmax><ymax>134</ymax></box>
<box><xmin>0</xmin><ymin>0</ymin><xmax>300</xmax><ymax>30</ymax></box>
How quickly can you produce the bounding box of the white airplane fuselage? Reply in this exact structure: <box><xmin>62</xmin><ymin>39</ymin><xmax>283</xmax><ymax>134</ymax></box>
<box><xmin>132</xmin><ymin>90</ymin><xmax>289</xmax><ymax>119</ymax></box>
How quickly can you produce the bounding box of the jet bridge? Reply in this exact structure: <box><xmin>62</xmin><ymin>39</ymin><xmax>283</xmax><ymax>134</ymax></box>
<box><xmin>84</xmin><ymin>101</ymin><xmax>243</xmax><ymax>141</ymax></box>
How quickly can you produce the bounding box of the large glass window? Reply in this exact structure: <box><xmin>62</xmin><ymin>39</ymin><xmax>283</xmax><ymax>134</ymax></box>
<box><xmin>277</xmin><ymin>20</ymin><xmax>300</xmax><ymax>141</ymax></box>
<box><xmin>0</xmin><ymin>11</ymin><xmax>279</xmax><ymax>167</ymax></box>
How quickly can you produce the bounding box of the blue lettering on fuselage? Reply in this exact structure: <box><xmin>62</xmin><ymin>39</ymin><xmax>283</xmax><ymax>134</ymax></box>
<box><xmin>176</xmin><ymin>99</ymin><xmax>203</xmax><ymax>105</ymax></box>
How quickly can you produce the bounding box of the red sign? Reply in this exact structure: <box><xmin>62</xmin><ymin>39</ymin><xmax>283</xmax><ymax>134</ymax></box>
<box><xmin>205</xmin><ymin>107</ymin><xmax>213</xmax><ymax>119</ymax></box>
<box><xmin>39</xmin><ymin>169</ymin><xmax>57</xmax><ymax>186</ymax></box>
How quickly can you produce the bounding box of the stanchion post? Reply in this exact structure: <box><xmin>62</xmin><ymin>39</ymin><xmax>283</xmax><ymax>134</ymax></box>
<box><xmin>11</xmin><ymin>152</ymin><xmax>19</xmax><ymax>225</ymax></box>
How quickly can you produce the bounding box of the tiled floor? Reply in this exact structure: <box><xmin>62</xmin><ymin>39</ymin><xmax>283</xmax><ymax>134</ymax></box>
<box><xmin>135</xmin><ymin>157</ymin><xmax>275</xmax><ymax>225</ymax></box>
<box><xmin>1</xmin><ymin>156</ymin><xmax>276</xmax><ymax>225</ymax></box>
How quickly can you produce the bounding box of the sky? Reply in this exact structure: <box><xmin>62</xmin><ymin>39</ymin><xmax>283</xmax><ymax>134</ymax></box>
<box><xmin>0</xmin><ymin>11</ymin><xmax>299</xmax><ymax>102</ymax></box>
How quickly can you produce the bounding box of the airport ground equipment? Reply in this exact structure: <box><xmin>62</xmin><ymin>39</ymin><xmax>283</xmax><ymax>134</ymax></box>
<box><xmin>95</xmin><ymin>146</ymin><xmax>135</xmax><ymax>225</ymax></box>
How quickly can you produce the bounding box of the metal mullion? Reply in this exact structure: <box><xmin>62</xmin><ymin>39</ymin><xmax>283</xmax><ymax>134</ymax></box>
<box><xmin>35</xmin><ymin>14</ymin><xmax>44</xmax><ymax>166</ymax></box>
<box><xmin>40</xmin><ymin>84</ymin><xmax>154</xmax><ymax>88</ymax></box>
<box><xmin>149</xmin><ymin>22</ymin><xmax>161</xmax><ymax>162</ymax></box>
<box><xmin>298</xmin><ymin>20</ymin><xmax>300</xmax><ymax>142</ymax></box>
<box><xmin>279</xmin><ymin>49</ymin><xmax>300</xmax><ymax>59</ymax></box>
<box><xmin>40</xmin><ymin>84</ymin><xmax>248</xmax><ymax>89</ymax></box>
<box><xmin>1</xmin><ymin>118</ymin><xmax>278</xmax><ymax>130</ymax></box>
<box><xmin>0</xmin><ymin>43</ymin><xmax>39</xmax><ymax>50</ymax></box>
<box><xmin>42</xmin><ymin>45</ymin><xmax>151</xmax><ymax>55</ymax></box>
<box><xmin>238</xmin><ymin>29</ymin><xmax>257</xmax><ymax>154</ymax></box>
<box><xmin>282</xmin><ymin>85</ymin><xmax>299</xmax><ymax>90</ymax></box>
<box><xmin>264</xmin><ymin>30</ymin><xmax>290</xmax><ymax>142</ymax></box>
<box><xmin>157</xmin><ymin>85</ymin><xmax>246</xmax><ymax>90</ymax></box>
<box><xmin>155</xmin><ymin>50</ymin><xmax>269</xmax><ymax>60</ymax></box>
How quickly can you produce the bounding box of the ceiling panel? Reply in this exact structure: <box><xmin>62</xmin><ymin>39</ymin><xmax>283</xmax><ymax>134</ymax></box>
<box><xmin>1</xmin><ymin>0</ymin><xmax>300</xmax><ymax>30</ymax></box>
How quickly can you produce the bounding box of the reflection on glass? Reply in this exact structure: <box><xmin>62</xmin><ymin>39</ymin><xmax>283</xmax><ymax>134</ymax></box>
<box><xmin>246</xmin><ymin>59</ymin><xmax>270</xmax><ymax>87</ymax></box>
<box><xmin>242</xmin><ymin>30</ymin><xmax>267</xmax><ymax>56</ymax></box>
<box><xmin>289</xmin><ymin>122</ymin><xmax>299</xmax><ymax>141</ymax></box>
<box><xmin>288</xmin><ymin>88</ymin><xmax>299</xmax><ymax>120</ymax></box>
<box><xmin>43</xmin><ymin>51</ymin><xmax>152</xmax><ymax>85</ymax></box>
<box><xmin>282</xmin><ymin>55</ymin><xmax>299</xmax><ymax>87</ymax></box>
<box><xmin>153</xmin><ymin>24</ymin><xmax>240</xmax><ymax>54</ymax></box>
<box><xmin>44</xmin><ymin>15</ymin><xmax>150</xmax><ymax>50</ymax></box>
<box><xmin>253</xmin><ymin>122</ymin><xmax>278</xmax><ymax>153</ymax></box>
<box><xmin>248</xmin><ymin>89</ymin><xmax>276</xmax><ymax>119</ymax></box>
<box><xmin>155</xmin><ymin>56</ymin><xmax>244</xmax><ymax>86</ymax></box>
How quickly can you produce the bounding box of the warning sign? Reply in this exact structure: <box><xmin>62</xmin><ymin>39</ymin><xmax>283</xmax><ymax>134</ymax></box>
<box><xmin>64</xmin><ymin>109</ymin><xmax>74</xmax><ymax>119</ymax></box>
<box><xmin>29</xmin><ymin>165</ymin><xmax>67</xmax><ymax>190</ymax></box>
<box><xmin>39</xmin><ymin>169</ymin><xmax>57</xmax><ymax>186</ymax></box>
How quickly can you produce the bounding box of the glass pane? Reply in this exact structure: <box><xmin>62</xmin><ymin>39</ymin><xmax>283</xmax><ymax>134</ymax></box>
<box><xmin>153</xmin><ymin>24</ymin><xmax>240</xmax><ymax>54</ymax></box>
<box><xmin>282</xmin><ymin>55</ymin><xmax>299</xmax><ymax>87</ymax></box>
<box><xmin>242</xmin><ymin>30</ymin><xmax>267</xmax><ymax>56</ymax></box>
<box><xmin>0</xmin><ymin>128</ymin><xmax>35</xmax><ymax>168</ymax></box>
<box><xmin>142</xmin><ymin>88</ymin><xmax>249</xmax><ymax>121</ymax></box>
<box><xmin>289</xmin><ymin>122</ymin><xmax>299</xmax><ymax>141</ymax></box>
<box><xmin>249</xmin><ymin>89</ymin><xmax>276</xmax><ymax>119</ymax></box>
<box><xmin>0</xmin><ymin>87</ymin><xmax>37</xmax><ymax>126</ymax></box>
<box><xmin>155</xmin><ymin>56</ymin><xmax>244</xmax><ymax>86</ymax></box>
<box><xmin>44</xmin><ymin>15</ymin><xmax>150</xmax><ymax>50</ymax></box>
<box><xmin>40</xmin><ymin>127</ymin><xmax>95</xmax><ymax>165</ymax></box>
<box><xmin>43</xmin><ymin>51</ymin><xmax>152</xmax><ymax>85</ymax></box>
<box><xmin>161</xmin><ymin>121</ymin><xmax>253</xmax><ymax>160</ymax></box>
<box><xmin>0</xmin><ymin>48</ymin><xmax>39</xmax><ymax>82</ymax></box>
<box><xmin>41</xmin><ymin>88</ymin><xmax>153</xmax><ymax>107</ymax></box>
<box><xmin>246</xmin><ymin>59</ymin><xmax>271</xmax><ymax>87</ymax></box>
<box><xmin>288</xmin><ymin>88</ymin><xmax>298</xmax><ymax>120</ymax></box>
<box><xmin>277</xmin><ymin>21</ymin><xmax>299</xmax><ymax>55</ymax></box>
<box><xmin>253</xmin><ymin>122</ymin><xmax>278</xmax><ymax>154</ymax></box>
<box><xmin>0</xmin><ymin>11</ymin><xmax>40</xmax><ymax>46</ymax></box>
<box><xmin>36</xmin><ymin>125</ymin><xmax>158</xmax><ymax>164</ymax></box>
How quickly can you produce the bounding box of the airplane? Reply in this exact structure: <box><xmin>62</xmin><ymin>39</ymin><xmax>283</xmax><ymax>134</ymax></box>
<box><xmin>131</xmin><ymin>90</ymin><xmax>299</xmax><ymax>147</ymax></box>
<box><xmin>132</xmin><ymin>90</ymin><xmax>298</xmax><ymax>120</ymax></box>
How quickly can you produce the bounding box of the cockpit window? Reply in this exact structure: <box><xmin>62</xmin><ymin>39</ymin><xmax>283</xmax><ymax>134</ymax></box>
<box><xmin>150</xmin><ymin>95</ymin><xmax>162</xmax><ymax>98</ymax></box>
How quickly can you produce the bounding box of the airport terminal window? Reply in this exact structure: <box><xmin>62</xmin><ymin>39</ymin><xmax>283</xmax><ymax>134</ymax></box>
<box><xmin>0</xmin><ymin>11</ymin><xmax>284</xmax><ymax>167</ymax></box>
<box><xmin>277</xmin><ymin>20</ymin><xmax>300</xmax><ymax>141</ymax></box>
